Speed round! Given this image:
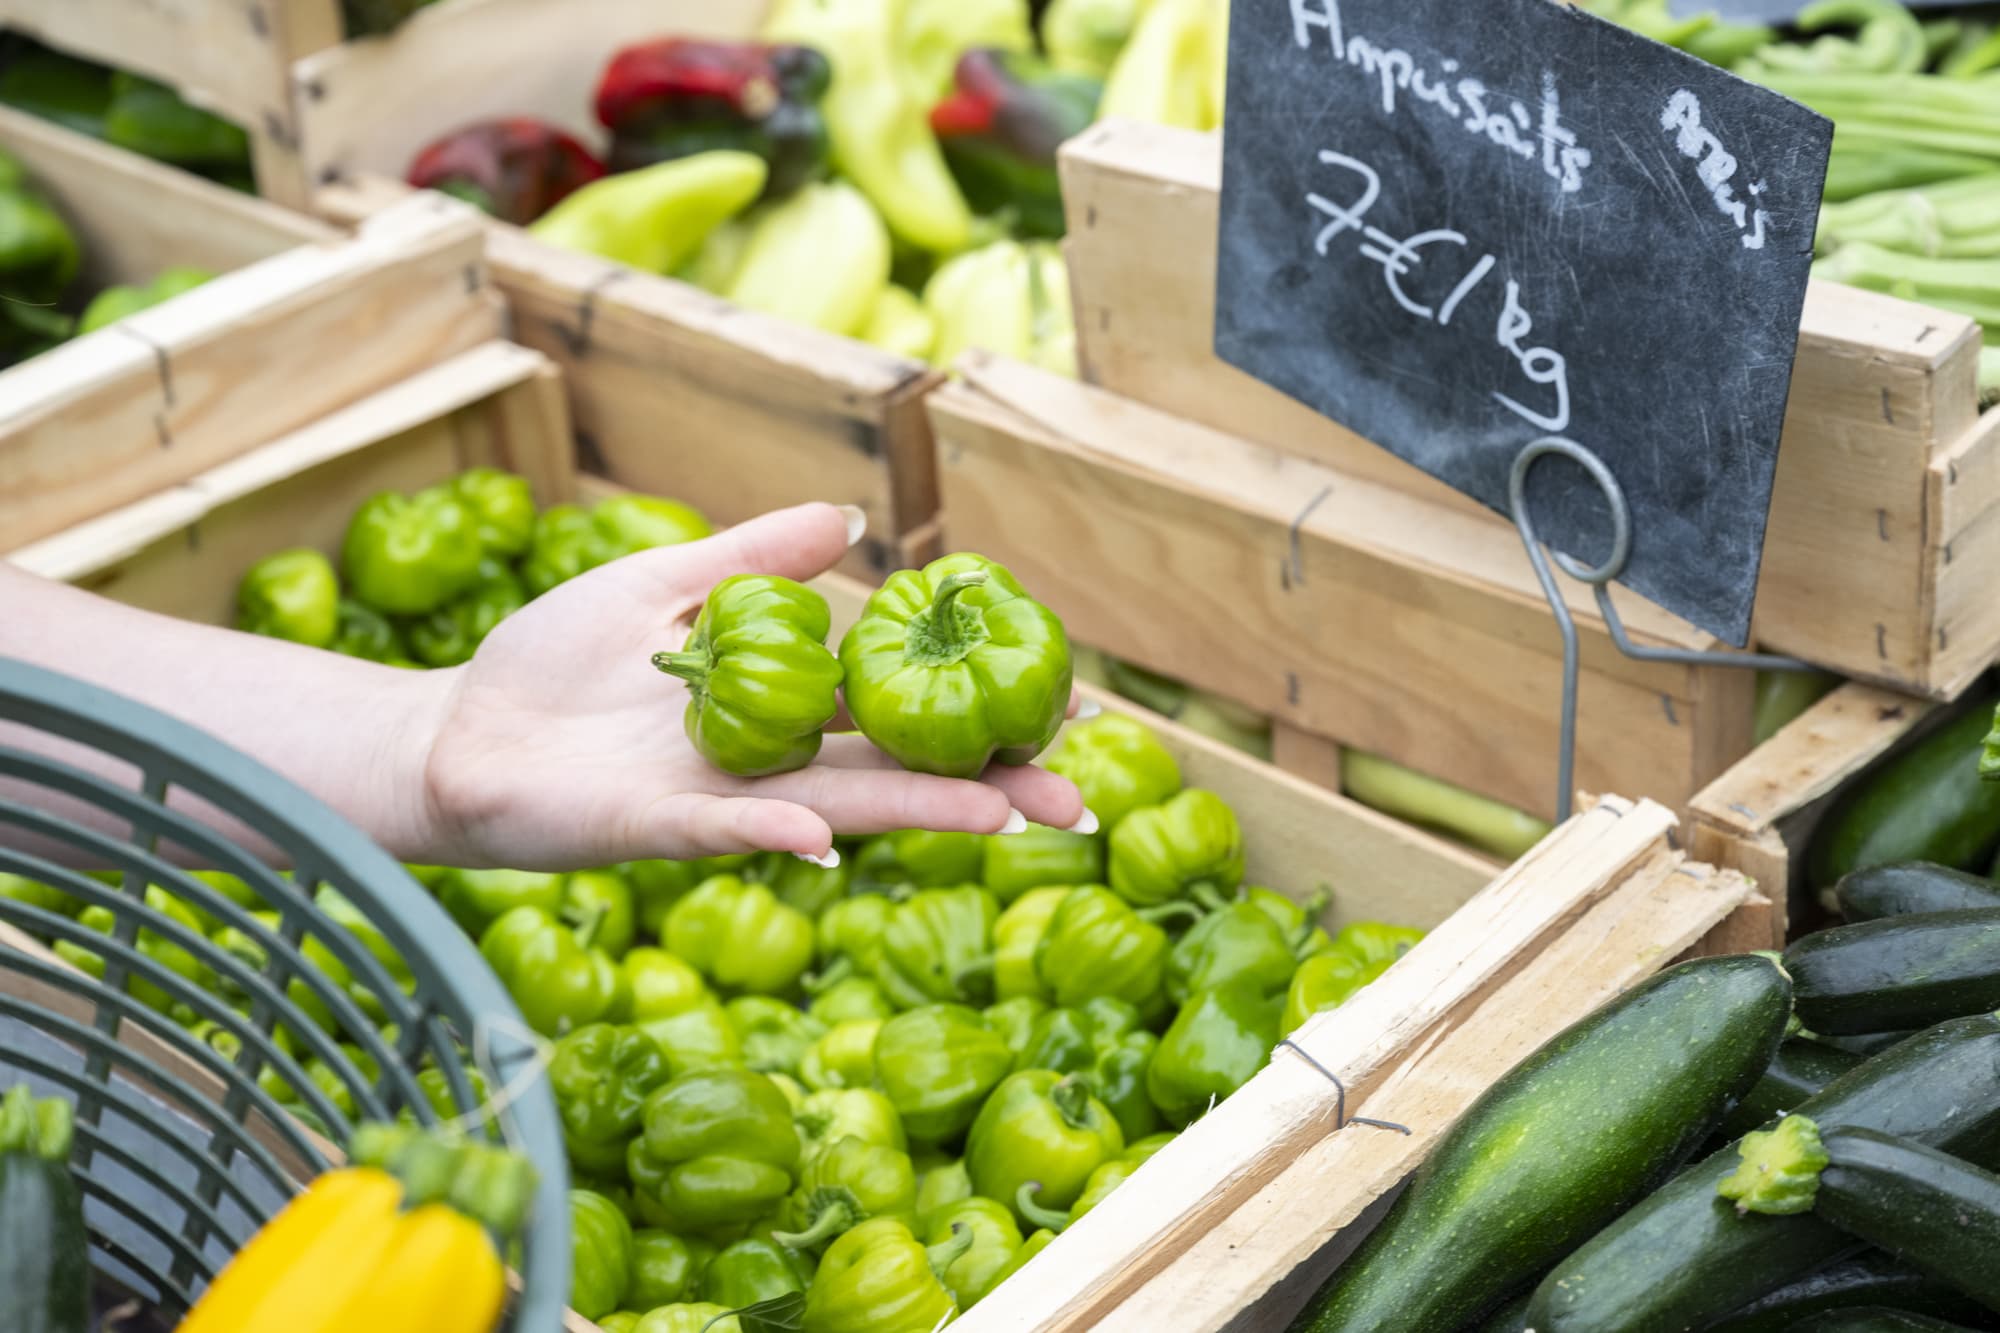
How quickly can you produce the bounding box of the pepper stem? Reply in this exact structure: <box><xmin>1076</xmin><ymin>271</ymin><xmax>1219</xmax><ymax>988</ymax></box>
<box><xmin>771</xmin><ymin>1197</ymin><xmax>856</xmax><ymax>1251</ymax></box>
<box><xmin>926</xmin><ymin>1219</ymin><xmax>978</xmax><ymax>1275</ymax></box>
<box><xmin>1051</xmin><ymin>1075</ymin><xmax>1096</xmax><ymax>1131</ymax></box>
<box><xmin>1136</xmin><ymin>901</ymin><xmax>1204</xmax><ymax>930</ymax></box>
<box><xmin>567</xmin><ymin>901</ymin><xmax>609</xmax><ymax>953</ymax></box>
<box><xmin>803</xmin><ymin>957</ymin><xmax>855</xmax><ymax>995</ymax></box>
<box><xmin>1015</xmin><ymin>1181</ymin><xmax>1071</xmax><ymax>1234</ymax></box>
<box><xmin>1190</xmin><ymin>883</ymin><xmax>1230</xmax><ymax>913</ymax></box>
<box><xmin>903</xmin><ymin>571</ymin><xmax>992</xmax><ymax>668</ymax></box>
<box><xmin>652</xmin><ymin>649</ymin><xmax>710</xmax><ymax>697</ymax></box>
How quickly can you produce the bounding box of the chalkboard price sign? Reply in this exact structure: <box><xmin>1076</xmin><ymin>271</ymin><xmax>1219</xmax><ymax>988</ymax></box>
<box><xmin>1214</xmin><ymin>0</ymin><xmax>1833</xmax><ymax>645</ymax></box>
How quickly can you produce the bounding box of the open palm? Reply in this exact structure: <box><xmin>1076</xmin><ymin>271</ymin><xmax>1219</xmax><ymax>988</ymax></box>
<box><xmin>418</xmin><ymin>503</ymin><xmax>1087</xmax><ymax>870</ymax></box>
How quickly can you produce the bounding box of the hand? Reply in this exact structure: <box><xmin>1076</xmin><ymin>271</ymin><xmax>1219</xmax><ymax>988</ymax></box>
<box><xmin>414</xmin><ymin>503</ymin><xmax>1089</xmax><ymax>870</ymax></box>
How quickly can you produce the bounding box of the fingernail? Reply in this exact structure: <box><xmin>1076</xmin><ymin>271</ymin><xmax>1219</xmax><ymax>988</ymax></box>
<box><xmin>836</xmin><ymin>505</ymin><xmax>867</xmax><ymax>547</ymax></box>
<box><xmin>1076</xmin><ymin>698</ymin><xmax>1103</xmax><ymax>719</ymax></box>
<box><xmin>997</xmin><ymin>808</ymin><xmax>1029</xmax><ymax>835</ymax></box>
<box><xmin>1063</xmin><ymin>807</ymin><xmax>1099</xmax><ymax>836</ymax></box>
<box><xmin>794</xmin><ymin>848</ymin><xmax>841</xmax><ymax>869</ymax></box>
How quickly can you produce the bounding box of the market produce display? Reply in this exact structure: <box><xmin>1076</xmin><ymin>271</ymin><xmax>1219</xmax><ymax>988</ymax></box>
<box><xmin>401</xmin><ymin>0</ymin><xmax>1227</xmax><ymax>372</ymax></box>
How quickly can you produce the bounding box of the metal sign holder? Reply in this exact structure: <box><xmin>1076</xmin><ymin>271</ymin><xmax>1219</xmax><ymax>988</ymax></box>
<box><xmin>1508</xmin><ymin>437</ymin><xmax>1822</xmax><ymax>823</ymax></box>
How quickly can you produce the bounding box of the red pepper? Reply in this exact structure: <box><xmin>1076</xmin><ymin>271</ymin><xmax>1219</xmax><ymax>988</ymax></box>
<box><xmin>594</xmin><ymin>38</ymin><xmax>831</xmax><ymax>200</ymax></box>
<box><xmin>931</xmin><ymin>49</ymin><xmax>1101</xmax><ymax>239</ymax></box>
<box><xmin>406</xmin><ymin>118</ymin><xmax>605</xmax><ymax>226</ymax></box>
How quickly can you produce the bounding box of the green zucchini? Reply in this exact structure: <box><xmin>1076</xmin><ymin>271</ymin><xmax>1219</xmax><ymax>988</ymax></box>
<box><xmin>1811</xmin><ymin>1030</ymin><xmax>1923</xmax><ymax>1057</ymax></box>
<box><xmin>1813</xmin><ymin>1126</ymin><xmax>2000</xmax><ymax>1313</ymax></box>
<box><xmin>1466</xmin><ymin>1290</ymin><xmax>1530</xmax><ymax>1332</ymax></box>
<box><xmin>1525</xmin><ymin>1013</ymin><xmax>2000</xmax><ymax>1333</ymax></box>
<box><xmin>1753</xmin><ymin>668</ymin><xmax>1841</xmax><ymax>746</ymax></box>
<box><xmin>1717</xmin><ymin>1038</ymin><xmax>1862</xmax><ymax>1140</ymax></box>
<box><xmin>1703</xmin><ymin>1252</ymin><xmax>1996</xmax><ymax>1333</ymax></box>
<box><xmin>1837</xmin><ymin>863</ymin><xmax>2000</xmax><ymax>923</ymax></box>
<box><xmin>1808</xmin><ymin>701</ymin><xmax>2000</xmax><ymax>890</ymax></box>
<box><xmin>0</xmin><ymin>1086</ymin><xmax>88</xmax><ymax>1333</ymax></box>
<box><xmin>1288</xmin><ymin>955</ymin><xmax>1791</xmax><ymax>1333</ymax></box>
<box><xmin>1788</xmin><ymin>1310</ymin><xmax>1988</xmax><ymax>1332</ymax></box>
<box><xmin>1786</xmin><ymin>909</ymin><xmax>2000</xmax><ymax>1034</ymax></box>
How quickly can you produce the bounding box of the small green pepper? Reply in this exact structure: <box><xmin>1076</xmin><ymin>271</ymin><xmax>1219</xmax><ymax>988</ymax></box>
<box><xmin>77</xmin><ymin>264</ymin><xmax>213</xmax><ymax>333</ymax></box>
<box><xmin>55</xmin><ymin>889</ymin><xmax>211</xmax><ymax>1018</ymax></box>
<box><xmin>633</xmin><ymin>1301</ymin><xmax>742</xmax><ymax>1332</ymax></box>
<box><xmin>1034</xmin><ymin>887</ymin><xmax>1192</xmax><ymax>1020</ymax></box>
<box><xmin>624</xmin><ymin>950</ymin><xmax>741</xmax><ymax>1076</ymax></box>
<box><xmin>991</xmin><ymin>886</ymin><xmax>1067</xmax><ymax>1004</ymax></box>
<box><xmin>852</xmin><ymin>829</ymin><xmax>986</xmax><ymax>892</ymax></box>
<box><xmin>520</xmin><ymin>503</ymin><xmax>621</xmax><ymax>596</ymax></box>
<box><xmin>314</xmin><ymin>885</ymin><xmax>415</xmax><ymax>1015</ymax></box>
<box><xmin>981</xmin><ymin>824</ymin><xmax>1105</xmax><ymax>903</ymax></box>
<box><xmin>914</xmin><ymin>1155</ymin><xmax>973</xmax><ymax>1225</ymax></box>
<box><xmin>774</xmin><ymin>1133</ymin><xmax>918</xmax><ymax>1251</ymax></box>
<box><xmin>1016</xmin><ymin>996</ymin><xmax>1160</xmax><ymax>1141</ymax></box>
<box><xmin>968</xmin><ymin>1070</ymin><xmax>1123</xmax><ymax>1228</ymax></box>
<box><xmin>628</xmin><ymin>1069</ymin><xmax>802</xmax><ymax>1233</ymax></box>
<box><xmin>1045</xmin><ymin>713</ymin><xmax>1183</xmax><ymax>830</ymax></box>
<box><xmin>628</xmin><ymin>1228</ymin><xmax>709</xmax><ymax>1309</ymax></box>
<box><xmin>235</xmin><ymin>549</ymin><xmax>340</xmax><ymax>647</ymax></box>
<box><xmin>800</xmin><ymin>1216</ymin><xmax>971</xmax><ymax>1333</ymax></box>
<box><xmin>564</xmin><ymin>869</ymin><xmax>638</xmax><ymax>961</ymax></box>
<box><xmin>871</xmin><ymin>886</ymin><xmax>999</xmax><ymax>1009</ymax></box>
<box><xmin>1109</xmin><ymin>789</ymin><xmax>1245</xmax><ymax>907</ymax></box>
<box><xmin>701</xmin><ymin>1235</ymin><xmax>813</xmax><ymax>1307</ymax></box>
<box><xmin>0</xmin><ymin>872</ymin><xmax>80</xmax><ymax>918</ymax></box>
<box><xmin>451</xmin><ymin>466</ymin><xmax>537</xmax><ymax>557</ymax></box>
<box><xmin>1333</xmin><ymin>921</ymin><xmax>1426</xmax><ymax>970</ymax></box>
<box><xmin>102</xmin><ymin>73</ymin><xmax>250</xmax><ymax>166</ymax></box>
<box><xmin>623</xmin><ymin>946</ymin><xmax>710</xmax><ymax>1019</ymax></box>
<box><xmin>341</xmin><ymin>486</ymin><xmax>485</xmax><ymax>615</ymax></box>
<box><xmin>596</xmin><ymin>493</ymin><xmax>712</xmax><ymax>555</ymax></box>
<box><xmin>796</xmin><ymin>1087</ymin><xmax>907</xmax><ymax>1155</ymax></box>
<box><xmin>983</xmin><ymin>1224</ymin><xmax>1054</xmax><ymax>1295</ymax></box>
<box><xmin>211</xmin><ymin>911</ymin><xmax>349</xmax><ymax>1032</ymax></box>
<box><xmin>759</xmin><ymin>851</ymin><xmax>853</xmax><ymax>919</ymax></box>
<box><xmin>924</xmin><ymin>1195</ymin><xmax>1022</xmax><ymax>1309</ymax></box>
<box><xmin>807</xmin><ymin>975</ymin><xmax>896</xmax><ymax>1025</ymax></box>
<box><xmin>984</xmin><ymin>996</ymin><xmax>1050</xmax><ymax>1066</ymax></box>
<box><xmin>1167</xmin><ymin>898</ymin><xmax>1303</xmax><ymax>1005</ymax></box>
<box><xmin>653</xmin><ymin>575</ymin><xmax>843</xmax><ymax>777</ymax></box>
<box><xmin>1243</xmin><ymin>885</ymin><xmax>1334</xmax><ymax>958</ymax></box>
<box><xmin>571</xmin><ymin>1188</ymin><xmax>636</xmax><ymax>1319</ymax></box>
<box><xmin>621</xmin><ymin>859</ymin><xmax>705</xmax><ymax>935</ymax></box>
<box><xmin>873</xmin><ymin>1004</ymin><xmax>1014</xmax><ymax>1145</ymax></box>
<box><xmin>435</xmin><ymin>867</ymin><xmax>565</xmax><ymax>937</ymax></box>
<box><xmin>550</xmin><ymin>1023</ymin><xmax>673</xmax><ymax>1176</ymax></box>
<box><xmin>727</xmin><ymin>996</ymin><xmax>827</xmax><ymax>1077</ymax></box>
<box><xmin>838</xmin><ymin>553</ymin><xmax>1072</xmax><ymax>778</ymax></box>
<box><xmin>814</xmin><ymin>893</ymin><xmax>894</xmax><ymax>988</ymax></box>
<box><xmin>404</xmin><ymin>557</ymin><xmax>527</xmax><ymax>667</ymax></box>
<box><xmin>479</xmin><ymin>904</ymin><xmax>630</xmax><ymax>1036</ymax></box>
<box><xmin>665</xmin><ymin>876</ymin><xmax>815</xmax><ymax>995</ymax></box>
<box><xmin>1147</xmin><ymin>980</ymin><xmax>1282</xmax><ymax>1127</ymax></box>
<box><xmin>328</xmin><ymin>598</ymin><xmax>405</xmax><ymax>662</ymax></box>
<box><xmin>1281</xmin><ymin>951</ymin><xmax>1372</xmax><ymax>1035</ymax></box>
<box><xmin>800</xmin><ymin>1018</ymin><xmax>883</xmax><ymax>1092</ymax></box>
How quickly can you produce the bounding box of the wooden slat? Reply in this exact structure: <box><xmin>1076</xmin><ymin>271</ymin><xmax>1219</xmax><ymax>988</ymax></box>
<box><xmin>1060</xmin><ymin>120</ymin><xmax>1992</xmax><ymax>696</ymax></box>
<box><xmin>930</xmin><ymin>355</ymin><xmax>1755</xmax><ymax>823</ymax></box>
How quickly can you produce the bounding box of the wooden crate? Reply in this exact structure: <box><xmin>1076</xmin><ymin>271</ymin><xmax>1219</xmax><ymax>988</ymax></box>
<box><xmin>1061</xmin><ymin>119</ymin><xmax>1998</xmax><ymax>700</ymax></box>
<box><xmin>928</xmin><ymin>352</ymin><xmax>1755</xmax><ymax>826</ymax></box>
<box><xmin>0</xmin><ymin>106</ymin><xmax>503</xmax><ymax>555</ymax></box>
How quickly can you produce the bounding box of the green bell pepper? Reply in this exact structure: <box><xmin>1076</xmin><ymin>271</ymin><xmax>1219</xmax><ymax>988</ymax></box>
<box><xmin>1015</xmin><ymin>996</ymin><xmax>1160</xmax><ymax>1141</ymax></box>
<box><xmin>1043</xmin><ymin>1132</ymin><xmax>1174</xmax><ymax>1230</ymax></box>
<box><xmin>630</xmin><ymin>1304</ymin><xmax>740</xmax><ymax>1333</ymax></box>
<box><xmin>968</xmin><ymin>1069</ymin><xmax>1123</xmax><ymax>1228</ymax></box>
<box><xmin>873</xmin><ymin>1003</ymin><xmax>1013</xmax><ymax>1144</ymax></box>
<box><xmin>234</xmin><ymin>548</ymin><xmax>340</xmax><ymax>647</ymax></box>
<box><xmin>981</xmin><ymin>824</ymin><xmax>1104</xmax><ymax>903</ymax></box>
<box><xmin>594</xmin><ymin>493</ymin><xmax>713</xmax><ymax>556</ymax></box>
<box><xmin>564</xmin><ymin>868</ymin><xmax>638</xmax><ymax>960</ymax></box>
<box><xmin>329</xmin><ymin>598</ymin><xmax>404</xmax><ymax>661</ymax></box>
<box><xmin>701</xmin><ymin>1235</ymin><xmax>812</xmax><ymax>1307</ymax></box>
<box><xmin>1167</xmin><ymin>899</ymin><xmax>1305</xmax><ymax>1005</ymax></box>
<box><xmin>1034</xmin><ymin>887</ymin><xmax>1193</xmax><ymax>1019</ymax></box>
<box><xmin>550</xmin><ymin>1023</ymin><xmax>673</xmax><ymax>1176</ymax></box>
<box><xmin>75</xmin><ymin>264</ymin><xmax>212</xmax><ymax>334</ymax></box>
<box><xmin>914</xmin><ymin>1155</ymin><xmax>973</xmax><ymax>1225</ymax></box>
<box><xmin>852</xmin><ymin>829</ymin><xmax>986</xmax><ymax>892</ymax></box>
<box><xmin>727</xmin><ymin>996</ymin><xmax>826</xmax><ymax>1077</ymax></box>
<box><xmin>621</xmin><ymin>859</ymin><xmax>704</xmax><ymax>935</ymax></box>
<box><xmin>435</xmin><ymin>867</ymin><xmax>565</xmax><ymax>937</ymax></box>
<box><xmin>984</xmin><ymin>996</ymin><xmax>1049</xmax><ymax>1065</ymax></box>
<box><xmin>652</xmin><ymin>575</ymin><xmax>843</xmax><ymax>777</ymax></box>
<box><xmin>54</xmin><ymin>888</ymin><xmax>210</xmax><ymax>1018</ymax></box>
<box><xmin>796</xmin><ymin>1086</ymin><xmax>907</xmax><ymax>1156</ymax></box>
<box><xmin>986</xmin><ymin>1226</ymin><xmax>1053</xmax><ymax>1291</ymax></box>
<box><xmin>1332</xmin><ymin>921</ymin><xmax>1426</xmax><ymax>969</ymax></box>
<box><xmin>527</xmin><ymin>150</ymin><xmax>767</xmax><ymax>275</ymax></box>
<box><xmin>774</xmin><ymin>1133</ymin><xmax>918</xmax><ymax>1251</ymax></box>
<box><xmin>1044</xmin><ymin>713</ymin><xmax>1182</xmax><ymax>831</ymax></box>
<box><xmin>623</xmin><ymin>946</ymin><xmax>710</xmax><ymax>1020</ymax></box>
<box><xmin>1281</xmin><ymin>951</ymin><xmax>1372</xmax><ymax>1036</ymax></box>
<box><xmin>1147</xmin><ymin>980</ymin><xmax>1282</xmax><ymax>1127</ymax></box>
<box><xmin>838</xmin><ymin>553</ymin><xmax>1072</xmax><ymax>778</ymax></box>
<box><xmin>624</xmin><ymin>951</ymin><xmax>742</xmax><ymax>1076</ymax></box>
<box><xmin>924</xmin><ymin>1195</ymin><xmax>1021</xmax><ymax>1309</ymax></box>
<box><xmin>871</xmin><ymin>885</ymin><xmax>999</xmax><ymax>1009</ymax></box>
<box><xmin>404</xmin><ymin>557</ymin><xmax>527</xmax><ymax>667</ymax></box>
<box><xmin>799</xmin><ymin>1216</ymin><xmax>972</xmax><ymax>1333</ymax></box>
<box><xmin>451</xmin><ymin>466</ymin><xmax>537</xmax><ymax>558</ymax></box>
<box><xmin>102</xmin><ymin>73</ymin><xmax>250</xmax><ymax>167</ymax></box>
<box><xmin>759</xmin><ymin>851</ymin><xmax>853</xmax><ymax>919</ymax></box>
<box><xmin>628</xmin><ymin>1228</ymin><xmax>711</xmax><ymax>1309</ymax></box>
<box><xmin>340</xmin><ymin>487</ymin><xmax>485</xmax><ymax>615</ymax></box>
<box><xmin>993</xmin><ymin>885</ymin><xmax>1067</xmax><ymax>1003</ymax></box>
<box><xmin>1242</xmin><ymin>886</ymin><xmax>1334</xmax><ymax>958</ymax></box>
<box><xmin>628</xmin><ymin>1069</ymin><xmax>802</xmax><ymax>1233</ymax></box>
<box><xmin>807</xmin><ymin>975</ymin><xmax>896</xmax><ymax>1025</ymax></box>
<box><xmin>597</xmin><ymin>1315</ymin><xmax>641</xmax><ymax>1333</ymax></box>
<box><xmin>571</xmin><ymin>1187</ymin><xmax>636</xmax><ymax>1319</ymax></box>
<box><xmin>521</xmin><ymin>502</ymin><xmax>621</xmax><ymax>596</ymax></box>
<box><xmin>800</xmin><ymin>1018</ymin><xmax>883</xmax><ymax>1091</ymax></box>
<box><xmin>664</xmin><ymin>875</ymin><xmax>815</xmax><ymax>995</ymax></box>
<box><xmin>478</xmin><ymin>904</ymin><xmax>629</xmax><ymax>1036</ymax></box>
<box><xmin>1109</xmin><ymin>788</ymin><xmax>1245</xmax><ymax>907</ymax></box>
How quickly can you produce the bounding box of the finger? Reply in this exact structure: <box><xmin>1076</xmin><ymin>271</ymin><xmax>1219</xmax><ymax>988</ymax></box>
<box><xmin>674</xmin><ymin>795</ymin><xmax>834</xmax><ymax>859</ymax></box>
<box><xmin>752</xmin><ymin>765</ymin><xmax>1016</xmax><ymax>836</ymax></box>
<box><xmin>1066</xmin><ymin>686</ymin><xmax>1101</xmax><ymax>720</ymax></box>
<box><xmin>621</xmin><ymin>502</ymin><xmax>859</xmax><ymax>597</ymax></box>
<box><xmin>980</xmin><ymin>763</ymin><xmax>1091</xmax><ymax>832</ymax></box>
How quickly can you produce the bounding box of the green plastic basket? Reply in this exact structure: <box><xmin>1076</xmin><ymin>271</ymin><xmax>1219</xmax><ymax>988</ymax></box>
<box><xmin>0</xmin><ymin>656</ymin><xmax>570</xmax><ymax>1327</ymax></box>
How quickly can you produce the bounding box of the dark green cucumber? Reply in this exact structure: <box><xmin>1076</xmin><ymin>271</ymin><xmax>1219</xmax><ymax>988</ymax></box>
<box><xmin>1786</xmin><ymin>909</ymin><xmax>2000</xmax><ymax>1034</ymax></box>
<box><xmin>1525</xmin><ymin>1013</ymin><xmax>2000</xmax><ymax>1333</ymax></box>
<box><xmin>1287</xmin><ymin>956</ymin><xmax>1792</xmax><ymax>1333</ymax></box>
<box><xmin>1837</xmin><ymin>863</ymin><xmax>2000</xmax><ymax>923</ymax></box>
<box><xmin>1703</xmin><ymin>1252</ymin><xmax>1997</xmax><ymax>1333</ymax></box>
<box><xmin>0</xmin><ymin>1087</ymin><xmax>87</xmax><ymax>1333</ymax></box>
<box><xmin>1753</xmin><ymin>668</ymin><xmax>1842</xmax><ymax>747</ymax></box>
<box><xmin>1808</xmin><ymin>701</ymin><xmax>2000</xmax><ymax>889</ymax></box>
<box><xmin>1814</xmin><ymin>1127</ymin><xmax>2000</xmax><ymax>1313</ymax></box>
<box><xmin>1788</xmin><ymin>1311</ymin><xmax>1987</xmax><ymax>1332</ymax></box>
<box><xmin>1718</xmin><ymin>1039</ymin><xmax>1863</xmax><ymax>1139</ymax></box>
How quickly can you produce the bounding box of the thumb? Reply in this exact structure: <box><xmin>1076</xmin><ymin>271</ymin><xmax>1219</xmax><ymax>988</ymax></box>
<box><xmin>625</xmin><ymin>502</ymin><xmax>862</xmax><ymax>594</ymax></box>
